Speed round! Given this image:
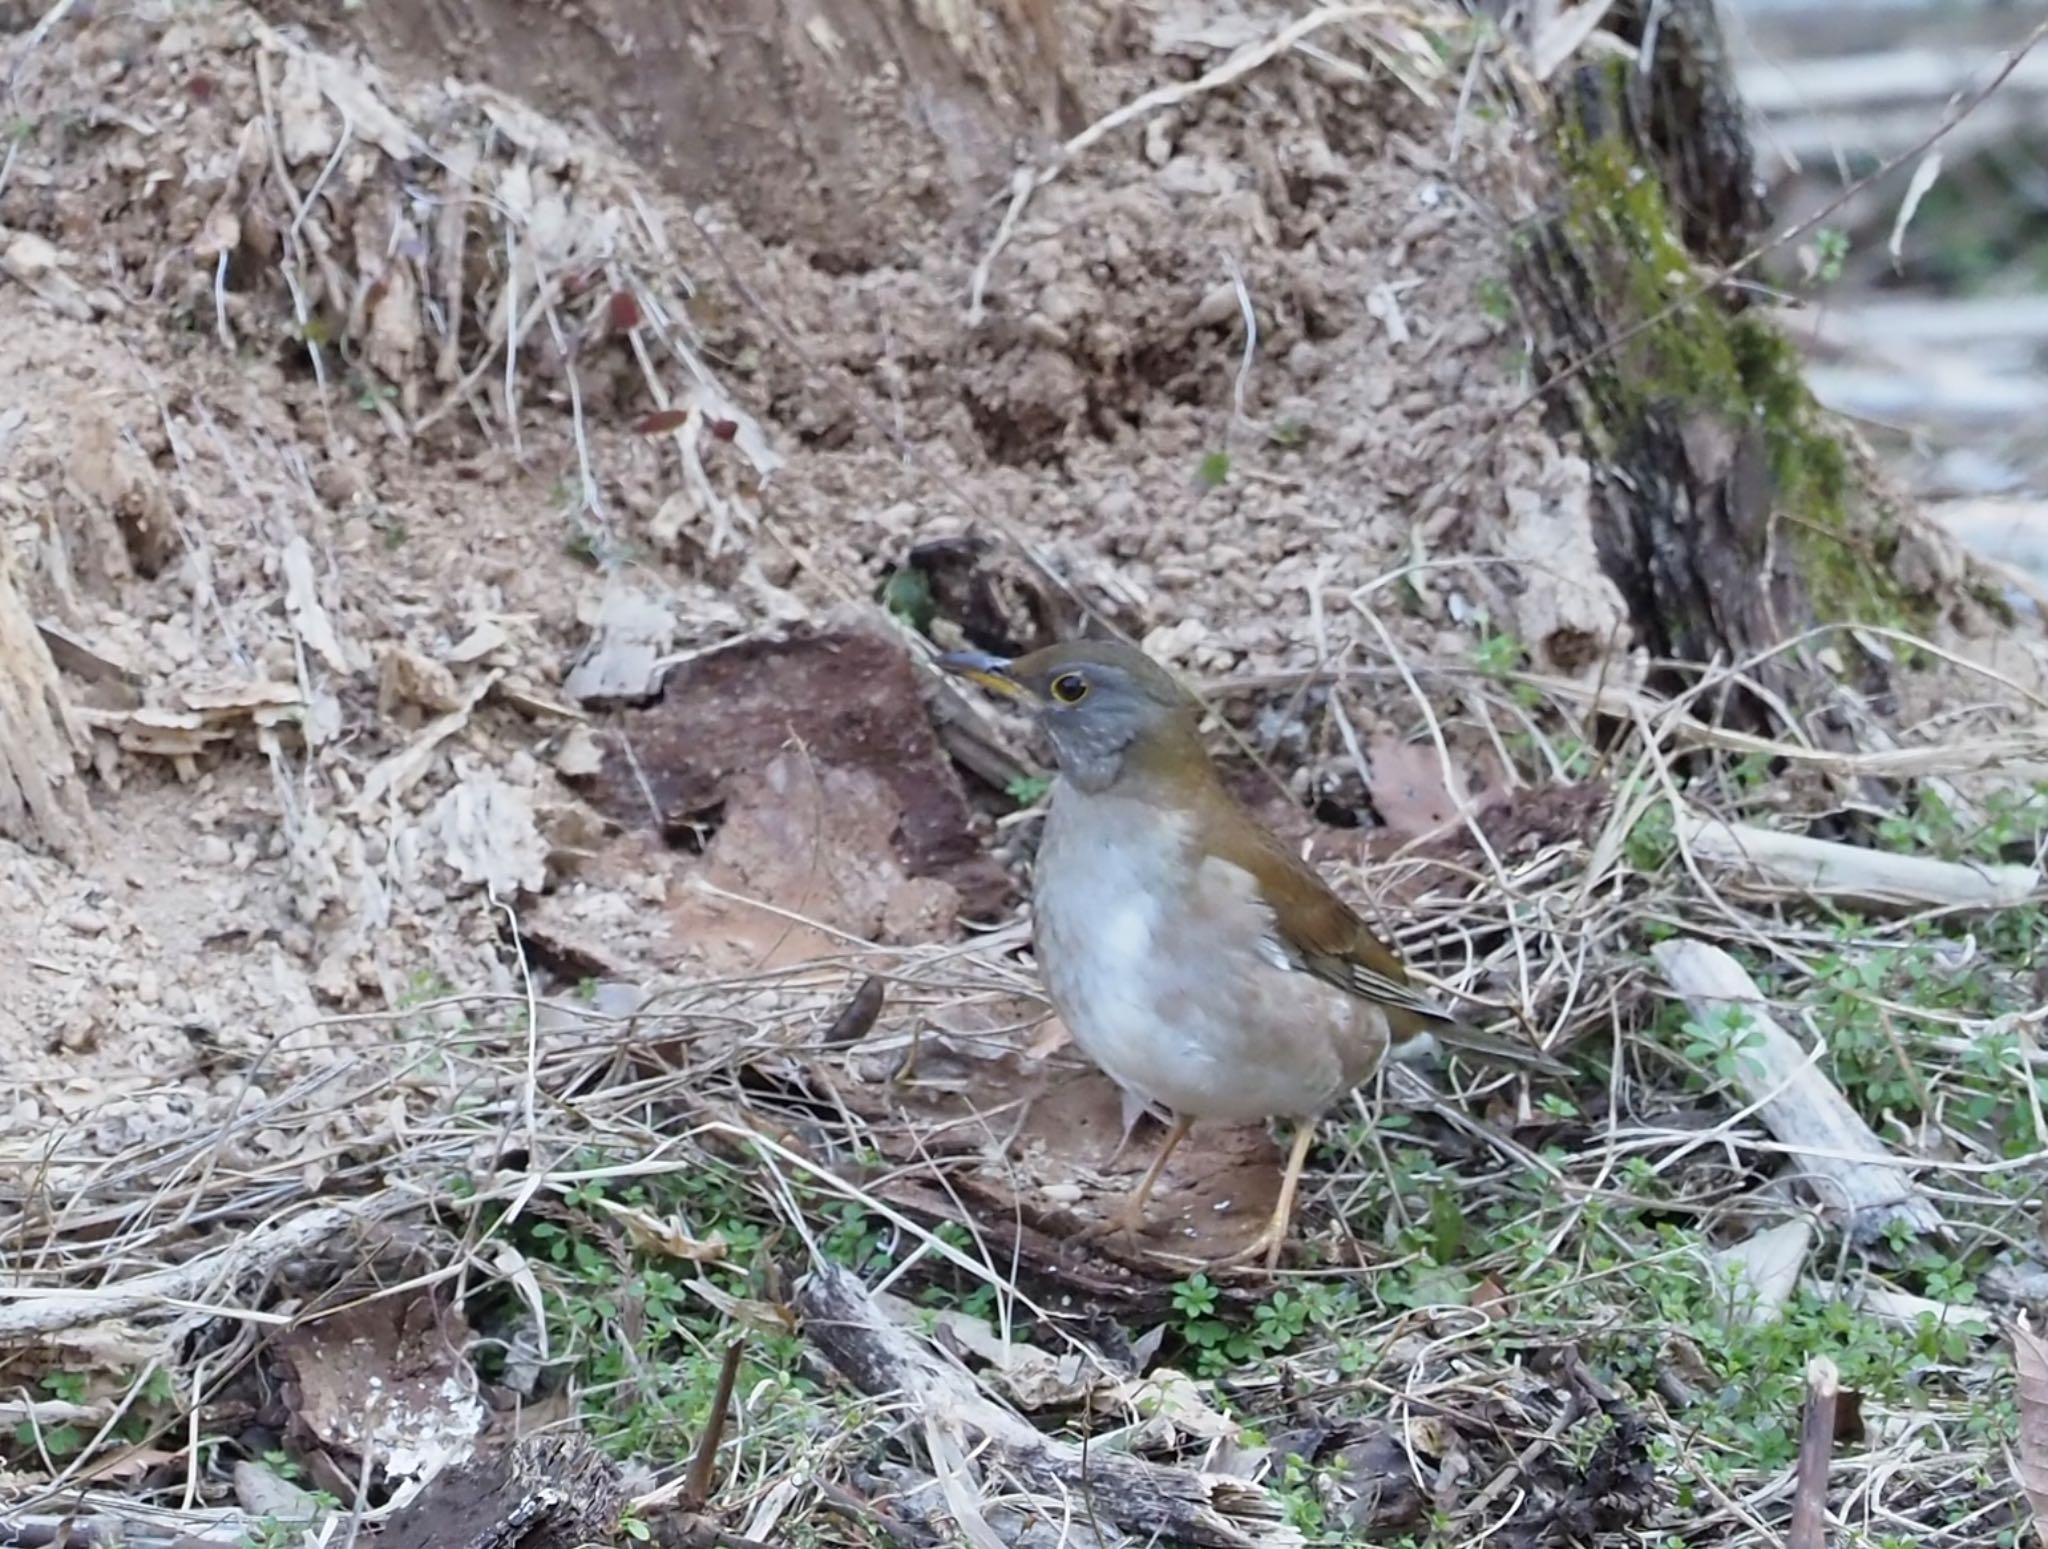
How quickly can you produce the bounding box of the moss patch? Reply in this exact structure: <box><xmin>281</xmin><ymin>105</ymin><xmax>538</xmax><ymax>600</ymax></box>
<box><xmin>1553</xmin><ymin>121</ymin><xmax>1925</xmax><ymax>629</ymax></box>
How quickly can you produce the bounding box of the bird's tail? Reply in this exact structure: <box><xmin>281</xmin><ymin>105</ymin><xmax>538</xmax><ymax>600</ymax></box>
<box><xmin>1400</xmin><ymin>1010</ymin><xmax>1573</xmax><ymax>1077</ymax></box>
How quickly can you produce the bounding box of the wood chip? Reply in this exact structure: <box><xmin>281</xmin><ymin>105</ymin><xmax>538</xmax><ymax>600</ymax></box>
<box><xmin>1652</xmin><ymin>939</ymin><xmax>1944</xmax><ymax>1244</ymax></box>
<box><xmin>351</xmin><ymin>671</ymin><xmax>499</xmax><ymax>814</ymax></box>
<box><xmin>280</xmin><ymin>534</ymin><xmax>351</xmax><ymax>675</ymax></box>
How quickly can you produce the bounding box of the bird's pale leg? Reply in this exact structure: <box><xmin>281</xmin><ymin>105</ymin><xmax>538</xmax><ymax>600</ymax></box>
<box><xmin>1237</xmin><ymin>1119</ymin><xmax>1319</xmax><ymax>1271</ymax></box>
<box><xmin>1100</xmin><ymin>1113</ymin><xmax>1193</xmax><ymax>1239</ymax></box>
<box><xmin>890</xmin><ymin>1020</ymin><xmax>925</xmax><ymax>1085</ymax></box>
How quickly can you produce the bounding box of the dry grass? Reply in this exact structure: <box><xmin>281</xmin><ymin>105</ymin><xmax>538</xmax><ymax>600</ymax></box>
<box><xmin>4</xmin><ymin>628</ymin><xmax>2044</xmax><ymax>1548</ymax></box>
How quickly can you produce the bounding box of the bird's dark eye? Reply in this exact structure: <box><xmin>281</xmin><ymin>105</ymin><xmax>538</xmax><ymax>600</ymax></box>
<box><xmin>1049</xmin><ymin>671</ymin><xmax>1089</xmax><ymax>705</ymax></box>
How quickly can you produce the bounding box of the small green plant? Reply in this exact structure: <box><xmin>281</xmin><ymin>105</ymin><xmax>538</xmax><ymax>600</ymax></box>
<box><xmin>1167</xmin><ymin>1274</ymin><xmax>1352</xmax><ymax>1377</ymax></box>
<box><xmin>1004</xmin><ymin>773</ymin><xmax>1051</xmax><ymax>805</ymax></box>
<box><xmin>237</xmin><ymin>1519</ymin><xmax>299</xmax><ymax>1549</ymax></box>
<box><xmin>1267</xmin><ymin>418</ymin><xmax>1310</xmax><ymax>448</ymax></box>
<box><xmin>881</xmin><ymin>566</ymin><xmax>935</xmax><ymax>633</ymax></box>
<box><xmin>260</xmin><ymin>1448</ymin><xmax>306</xmax><ymax>1483</ymax></box>
<box><xmin>1475</xmin><ymin>275</ymin><xmax>1514</xmax><ymax>323</ymax></box>
<box><xmin>492</xmin><ymin>1158</ymin><xmax>823</xmax><ymax>1463</ymax></box>
<box><xmin>1812</xmin><ymin>227</ymin><xmax>1850</xmax><ymax>284</ymax></box>
<box><xmin>1623</xmin><ymin>800</ymin><xmax>1677</xmax><ymax>873</ymax></box>
<box><xmin>1678</xmin><ymin>1002</ymin><xmax>1765</xmax><ymax>1084</ymax></box>
<box><xmin>1471</xmin><ymin>628</ymin><xmax>1523</xmax><ymax>678</ymax></box>
<box><xmin>1196</xmin><ymin>450</ymin><xmax>1231</xmax><ymax>489</ymax></box>
<box><xmin>1170</xmin><ymin>1272</ymin><xmax>1219</xmax><ymax>1320</ymax></box>
<box><xmin>1274</xmin><ymin>1450</ymin><xmax>1326</xmax><ymax>1533</ymax></box>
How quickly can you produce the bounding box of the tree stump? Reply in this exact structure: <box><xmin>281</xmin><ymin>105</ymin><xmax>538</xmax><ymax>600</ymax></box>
<box><xmin>1513</xmin><ymin>0</ymin><xmax>1949</xmax><ymax>728</ymax></box>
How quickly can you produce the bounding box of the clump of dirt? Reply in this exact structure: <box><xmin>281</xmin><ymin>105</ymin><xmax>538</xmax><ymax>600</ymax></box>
<box><xmin>0</xmin><ymin>0</ymin><xmax>1726</xmax><ymax>1166</ymax></box>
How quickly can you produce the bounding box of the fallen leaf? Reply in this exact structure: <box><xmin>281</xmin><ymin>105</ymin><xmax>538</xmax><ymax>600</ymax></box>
<box><xmin>821</xmin><ymin>975</ymin><xmax>887</xmax><ymax>1045</ymax></box>
<box><xmin>273</xmin><ymin>1292</ymin><xmax>485</xmax><ymax>1483</ymax></box>
<box><xmin>280</xmin><ymin>535</ymin><xmax>352</xmax><ymax>745</ymax></box>
<box><xmin>2017</xmin><ymin>1315</ymin><xmax>2048</xmax><ymax>1543</ymax></box>
<box><xmin>1366</xmin><ymin>733</ymin><xmax>1462</xmax><ymax>839</ymax></box>
<box><xmin>1833</xmin><ymin>1385</ymin><xmax>1866</xmax><ymax>1445</ymax></box>
<box><xmin>635</xmin><ymin>408</ymin><xmax>692</xmax><ymax>435</ymax></box>
<box><xmin>1711</xmin><ymin>1219</ymin><xmax>1811</xmax><ymax>1325</ymax></box>
<box><xmin>1117</xmin><ymin>1367</ymin><xmax>1240</xmax><ymax>1445</ymax></box>
<box><xmin>562</xmin><ymin>586</ymin><xmax>675</xmax><ymax>707</ymax></box>
<box><xmin>1023</xmin><ymin>1017</ymin><xmax>1073</xmax><ymax>1060</ymax></box>
<box><xmin>75</xmin><ymin>1442</ymin><xmax>179</xmax><ymax>1486</ymax></box>
<box><xmin>590</xmin><ymin>1197</ymin><xmax>728</xmax><ymax>1263</ymax></box>
<box><xmin>1468</xmin><ymin>1275</ymin><xmax>1510</xmax><ymax>1315</ymax></box>
<box><xmin>897</xmin><ymin>1296</ymin><xmax>1099</xmax><ymax>1410</ymax></box>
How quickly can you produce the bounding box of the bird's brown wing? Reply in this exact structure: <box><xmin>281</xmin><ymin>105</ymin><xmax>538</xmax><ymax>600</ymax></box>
<box><xmin>1203</xmin><ymin>801</ymin><xmax>1573</xmax><ymax>1075</ymax></box>
<box><xmin>1201</xmin><ymin>811</ymin><xmax>1458</xmax><ymax>1038</ymax></box>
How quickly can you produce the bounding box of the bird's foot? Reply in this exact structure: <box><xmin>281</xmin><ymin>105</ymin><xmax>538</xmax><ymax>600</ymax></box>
<box><xmin>1075</xmin><ymin>1202</ymin><xmax>1152</xmax><ymax>1248</ymax></box>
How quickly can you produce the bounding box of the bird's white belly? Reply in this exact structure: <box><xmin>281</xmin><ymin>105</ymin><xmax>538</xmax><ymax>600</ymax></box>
<box><xmin>1031</xmin><ymin>789</ymin><xmax>1360</xmax><ymax>1121</ymax></box>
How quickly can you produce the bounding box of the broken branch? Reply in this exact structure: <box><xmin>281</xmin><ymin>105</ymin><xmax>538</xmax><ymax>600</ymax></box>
<box><xmin>1650</xmin><ymin>939</ymin><xmax>1944</xmax><ymax>1244</ymax></box>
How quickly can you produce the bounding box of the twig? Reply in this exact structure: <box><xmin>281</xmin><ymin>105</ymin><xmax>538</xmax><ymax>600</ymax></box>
<box><xmin>797</xmin><ymin>1262</ymin><xmax>1303</xmax><ymax>1549</ymax></box>
<box><xmin>1675</xmin><ymin>811</ymin><xmax>2041</xmax><ymax>911</ymax></box>
<box><xmin>1651</xmin><ymin>939</ymin><xmax>1944</xmax><ymax>1244</ymax></box>
<box><xmin>1787</xmin><ymin>1356</ymin><xmax>1840</xmax><ymax>1549</ymax></box>
<box><xmin>681</xmin><ymin>1338</ymin><xmax>745</xmax><ymax>1511</ymax></box>
<box><xmin>0</xmin><ymin>1203</ymin><xmax>393</xmax><ymax>1340</ymax></box>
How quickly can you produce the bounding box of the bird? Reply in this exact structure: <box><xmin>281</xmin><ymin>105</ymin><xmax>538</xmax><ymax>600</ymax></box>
<box><xmin>936</xmin><ymin>638</ymin><xmax>1567</xmax><ymax>1270</ymax></box>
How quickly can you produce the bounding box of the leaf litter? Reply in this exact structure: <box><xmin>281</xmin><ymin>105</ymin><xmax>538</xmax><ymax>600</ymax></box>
<box><xmin>0</xmin><ymin>1</ymin><xmax>2041</xmax><ymax>1547</ymax></box>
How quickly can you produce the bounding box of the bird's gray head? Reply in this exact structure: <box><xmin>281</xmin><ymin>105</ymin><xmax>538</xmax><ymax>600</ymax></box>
<box><xmin>936</xmin><ymin>640</ymin><xmax>1202</xmax><ymax>794</ymax></box>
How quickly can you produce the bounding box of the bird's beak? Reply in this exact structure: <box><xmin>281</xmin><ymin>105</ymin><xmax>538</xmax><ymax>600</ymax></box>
<box><xmin>935</xmin><ymin>649</ymin><xmax>1023</xmax><ymax>699</ymax></box>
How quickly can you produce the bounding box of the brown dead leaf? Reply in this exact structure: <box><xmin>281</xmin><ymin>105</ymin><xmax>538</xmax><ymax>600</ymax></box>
<box><xmin>273</xmin><ymin>1291</ymin><xmax>485</xmax><ymax>1483</ymax></box>
<box><xmin>381</xmin><ymin>647</ymin><xmax>463</xmax><ymax>716</ymax></box>
<box><xmin>842</xmin><ymin>1017</ymin><xmax>1291</xmax><ymax>1275</ymax></box>
<box><xmin>1023</xmin><ymin>1015</ymin><xmax>1073</xmax><ymax>1060</ymax></box>
<box><xmin>1365</xmin><ymin>732</ymin><xmax>1462</xmax><ymax>840</ymax></box>
<box><xmin>897</xmin><ymin>1294</ymin><xmax>1101</xmax><ymax>1410</ymax></box>
<box><xmin>589</xmin><ymin>1197</ymin><xmax>728</xmax><ymax>1263</ymax></box>
<box><xmin>74</xmin><ymin>1442</ymin><xmax>180</xmax><ymax>1486</ymax></box>
<box><xmin>635</xmin><ymin>408</ymin><xmax>692</xmax><ymax>435</ymax></box>
<box><xmin>2016</xmin><ymin>1315</ymin><xmax>2048</xmax><ymax>1542</ymax></box>
<box><xmin>580</xmin><ymin>626</ymin><xmax>1012</xmax><ymax>971</ymax></box>
<box><xmin>820</xmin><ymin>974</ymin><xmax>886</xmax><ymax>1045</ymax></box>
<box><xmin>1468</xmin><ymin>1275</ymin><xmax>1510</xmax><ymax>1316</ymax></box>
<box><xmin>1833</xmin><ymin>1385</ymin><xmax>1866</xmax><ymax>1445</ymax></box>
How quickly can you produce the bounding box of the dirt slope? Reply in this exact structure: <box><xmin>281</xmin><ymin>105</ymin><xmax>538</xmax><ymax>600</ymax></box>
<box><xmin>0</xmin><ymin>1</ymin><xmax>1623</xmax><ymax>1152</ymax></box>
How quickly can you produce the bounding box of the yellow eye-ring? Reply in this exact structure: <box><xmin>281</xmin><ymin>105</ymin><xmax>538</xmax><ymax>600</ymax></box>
<box><xmin>1049</xmin><ymin>671</ymin><xmax>1089</xmax><ymax>705</ymax></box>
